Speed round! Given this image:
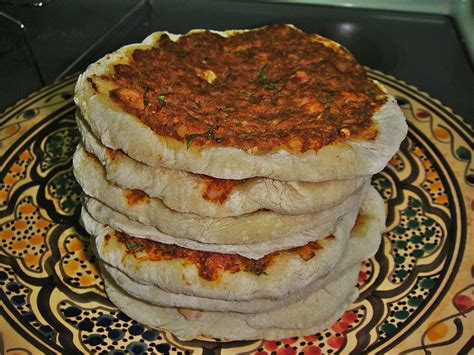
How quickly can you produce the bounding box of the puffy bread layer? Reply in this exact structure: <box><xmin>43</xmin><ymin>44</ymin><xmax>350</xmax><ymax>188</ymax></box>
<box><xmin>74</xmin><ymin>26</ymin><xmax>407</xmax><ymax>182</ymax></box>
<box><xmin>77</xmin><ymin>111</ymin><xmax>368</xmax><ymax>217</ymax></box>
<box><xmin>92</xmin><ymin>226</ymin><xmax>347</xmax><ymax>302</ymax></box>
<box><xmin>103</xmin><ymin>264</ymin><xmax>359</xmax><ymax>341</ymax></box>
<box><xmin>101</xmin><ymin>209</ymin><xmax>381</xmax><ymax>313</ymax></box>
<box><xmin>81</xmin><ymin>198</ymin><xmax>356</xmax><ymax>259</ymax></box>
<box><xmin>87</xmin><ymin>186</ymin><xmax>384</xmax><ymax>301</ymax></box>
<box><xmin>73</xmin><ymin>144</ymin><xmax>366</xmax><ymax>244</ymax></box>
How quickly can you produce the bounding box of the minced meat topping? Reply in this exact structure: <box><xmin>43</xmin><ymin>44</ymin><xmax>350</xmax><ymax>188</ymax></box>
<box><xmin>99</xmin><ymin>25</ymin><xmax>385</xmax><ymax>153</ymax></box>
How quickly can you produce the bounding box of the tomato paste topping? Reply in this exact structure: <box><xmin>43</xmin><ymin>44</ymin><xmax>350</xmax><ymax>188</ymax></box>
<box><xmin>114</xmin><ymin>232</ymin><xmax>324</xmax><ymax>281</ymax></box>
<box><xmin>201</xmin><ymin>175</ymin><xmax>245</xmax><ymax>203</ymax></box>
<box><xmin>125</xmin><ymin>189</ymin><xmax>149</xmax><ymax>205</ymax></box>
<box><xmin>100</xmin><ymin>25</ymin><xmax>385</xmax><ymax>153</ymax></box>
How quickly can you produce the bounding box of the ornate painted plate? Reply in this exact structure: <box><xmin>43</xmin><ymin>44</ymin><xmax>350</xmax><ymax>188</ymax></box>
<box><xmin>0</xmin><ymin>70</ymin><xmax>472</xmax><ymax>354</ymax></box>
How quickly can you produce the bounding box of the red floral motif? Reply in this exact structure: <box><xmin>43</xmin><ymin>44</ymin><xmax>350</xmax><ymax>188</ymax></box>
<box><xmin>358</xmin><ymin>271</ymin><xmax>368</xmax><ymax>283</ymax></box>
<box><xmin>331</xmin><ymin>310</ymin><xmax>359</xmax><ymax>333</ymax></box>
<box><xmin>416</xmin><ymin>110</ymin><xmax>430</xmax><ymax>119</ymax></box>
<box><xmin>263</xmin><ymin>340</ymin><xmax>279</xmax><ymax>351</ymax></box>
<box><xmin>327</xmin><ymin>335</ymin><xmax>345</xmax><ymax>349</ymax></box>
<box><xmin>277</xmin><ymin>347</ymin><xmax>297</xmax><ymax>355</ymax></box>
<box><xmin>280</xmin><ymin>337</ymin><xmax>298</xmax><ymax>345</ymax></box>
<box><xmin>301</xmin><ymin>345</ymin><xmax>322</xmax><ymax>354</ymax></box>
<box><xmin>302</xmin><ymin>335</ymin><xmax>319</xmax><ymax>342</ymax></box>
<box><xmin>331</xmin><ymin>321</ymin><xmax>349</xmax><ymax>333</ymax></box>
<box><xmin>342</xmin><ymin>311</ymin><xmax>358</xmax><ymax>323</ymax></box>
<box><xmin>453</xmin><ymin>294</ymin><xmax>473</xmax><ymax>313</ymax></box>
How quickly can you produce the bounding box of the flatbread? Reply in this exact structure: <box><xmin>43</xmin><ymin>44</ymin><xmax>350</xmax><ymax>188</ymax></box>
<box><xmin>89</xmin><ymin>186</ymin><xmax>383</xmax><ymax>301</ymax></box>
<box><xmin>74</xmin><ymin>25</ymin><xmax>407</xmax><ymax>182</ymax></box>
<box><xmin>81</xmin><ymin>199</ymin><xmax>356</xmax><ymax>259</ymax></box>
<box><xmin>101</xmin><ymin>203</ymin><xmax>382</xmax><ymax>313</ymax></box>
<box><xmin>93</xmin><ymin>228</ymin><xmax>347</xmax><ymax>302</ymax></box>
<box><xmin>103</xmin><ymin>264</ymin><xmax>358</xmax><ymax>340</ymax></box>
<box><xmin>77</xmin><ymin>112</ymin><xmax>368</xmax><ymax>217</ymax></box>
<box><xmin>73</xmin><ymin>145</ymin><xmax>366</xmax><ymax>244</ymax></box>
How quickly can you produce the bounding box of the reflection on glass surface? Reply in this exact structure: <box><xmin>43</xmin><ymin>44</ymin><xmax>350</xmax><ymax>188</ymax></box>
<box><xmin>337</xmin><ymin>22</ymin><xmax>358</xmax><ymax>36</ymax></box>
<box><xmin>0</xmin><ymin>0</ymin><xmax>52</xmax><ymax>6</ymax></box>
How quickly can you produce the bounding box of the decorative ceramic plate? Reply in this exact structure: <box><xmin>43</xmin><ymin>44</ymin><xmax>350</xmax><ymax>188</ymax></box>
<box><xmin>0</xmin><ymin>70</ymin><xmax>472</xmax><ymax>355</ymax></box>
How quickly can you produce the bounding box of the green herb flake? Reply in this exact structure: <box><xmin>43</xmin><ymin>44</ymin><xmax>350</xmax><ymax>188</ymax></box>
<box><xmin>206</xmin><ymin>126</ymin><xmax>217</xmax><ymax>139</ymax></box>
<box><xmin>265</xmin><ymin>82</ymin><xmax>276</xmax><ymax>90</ymax></box>
<box><xmin>125</xmin><ymin>241</ymin><xmax>143</xmax><ymax>252</ymax></box>
<box><xmin>257</xmin><ymin>68</ymin><xmax>267</xmax><ymax>84</ymax></box>
<box><xmin>317</xmin><ymin>93</ymin><xmax>333</xmax><ymax>103</ymax></box>
<box><xmin>186</xmin><ymin>134</ymin><xmax>200</xmax><ymax>149</ymax></box>
<box><xmin>249</xmin><ymin>131</ymin><xmax>259</xmax><ymax>136</ymax></box>
<box><xmin>249</xmin><ymin>261</ymin><xmax>267</xmax><ymax>276</ymax></box>
<box><xmin>186</xmin><ymin>127</ymin><xmax>217</xmax><ymax>149</ymax></box>
<box><xmin>158</xmin><ymin>95</ymin><xmax>166</xmax><ymax>104</ymax></box>
<box><xmin>143</xmin><ymin>86</ymin><xmax>150</xmax><ymax>107</ymax></box>
<box><xmin>235</xmin><ymin>122</ymin><xmax>243</xmax><ymax>127</ymax></box>
<box><xmin>215</xmin><ymin>137</ymin><xmax>224</xmax><ymax>143</ymax></box>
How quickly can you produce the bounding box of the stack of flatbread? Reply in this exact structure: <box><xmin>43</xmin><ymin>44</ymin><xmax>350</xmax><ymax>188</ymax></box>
<box><xmin>73</xmin><ymin>25</ymin><xmax>407</xmax><ymax>340</ymax></box>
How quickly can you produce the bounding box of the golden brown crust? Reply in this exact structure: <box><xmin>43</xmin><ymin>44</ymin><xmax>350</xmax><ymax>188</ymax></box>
<box><xmin>96</xmin><ymin>24</ymin><xmax>385</xmax><ymax>154</ymax></box>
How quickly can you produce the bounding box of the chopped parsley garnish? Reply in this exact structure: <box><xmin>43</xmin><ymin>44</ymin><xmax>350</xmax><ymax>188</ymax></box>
<box><xmin>265</xmin><ymin>82</ymin><xmax>276</xmax><ymax>90</ymax></box>
<box><xmin>158</xmin><ymin>95</ymin><xmax>166</xmax><ymax>104</ymax></box>
<box><xmin>248</xmin><ymin>260</ymin><xmax>268</xmax><ymax>276</ymax></box>
<box><xmin>143</xmin><ymin>86</ymin><xmax>150</xmax><ymax>107</ymax></box>
<box><xmin>206</xmin><ymin>126</ymin><xmax>217</xmax><ymax>139</ymax></box>
<box><xmin>257</xmin><ymin>68</ymin><xmax>267</xmax><ymax>84</ymax></box>
<box><xmin>185</xmin><ymin>126</ymin><xmax>218</xmax><ymax>149</ymax></box>
<box><xmin>186</xmin><ymin>134</ymin><xmax>200</xmax><ymax>149</ymax></box>
<box><xmin>318</xmin><ymin>93</ymin><xmax>333</xmax><ymax>103</ymax></box>
<box><xmin>125</xmin><ymin>241</ymin><xmax>143</xmax><ymax>252</ymax></box>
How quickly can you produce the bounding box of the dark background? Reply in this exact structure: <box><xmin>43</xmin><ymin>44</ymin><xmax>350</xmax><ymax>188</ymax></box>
<box><xmin>1</xmin><ymin>0</ymin><xmax>472</xmax><ymax>123</ymax></box>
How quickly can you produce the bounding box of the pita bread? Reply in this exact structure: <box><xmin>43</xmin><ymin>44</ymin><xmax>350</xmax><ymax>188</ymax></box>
<box><xmin>88</xmin><ymin>186</ymin><xmax>383</xmax><ymax>301</ymax></box>
<box><xmin>74</xmin><ymin>25</ymin><xmax>407</xmax><ymax>182</ymax></box>
<box><xmin>101</xmin><ymin>201</ymin><xmax>382</xmax><ymax>313</ymax></box>
<box><xmin>77</xmin><ymin>112</ymin><xmax>368</xmax><ymax>217</ymax></box>
<box><xmin>93</xmin><ymin>228</ymin><xmax>347</xmax><ymax>302</ymax></box>
<box><xmin>103</xmin><ymin>264</ymin><xmax>358</xmax><ymax>340</ymax></box>
<box><xmin>81</xmin><ymin>199</ymin><xmax>356</xmax><ymax>259</ymax></box>
<box><xmin>73</xmin><ymin>145</ymin><xmax>366</xmax><ymax>244</ymax></box>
